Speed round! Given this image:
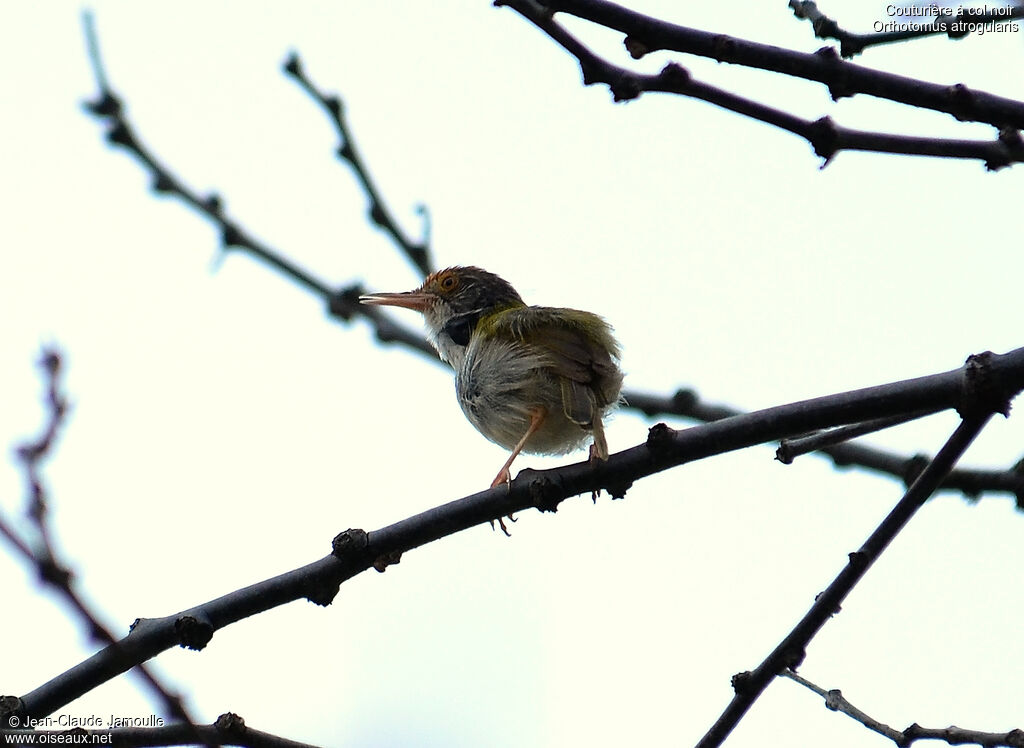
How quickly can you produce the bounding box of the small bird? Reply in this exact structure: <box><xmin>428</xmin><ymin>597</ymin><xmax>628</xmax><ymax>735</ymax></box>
<box><xmin>361</xmin><ymin>266</ymin><xmax>623</xmax><ymax>530</ymax></box>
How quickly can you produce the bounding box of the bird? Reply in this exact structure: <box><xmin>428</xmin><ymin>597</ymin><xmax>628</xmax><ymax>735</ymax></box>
<box><xmin>360</xmin><ymin>266</ymin><xmax>623</xmax><ymax>532</ymax></box>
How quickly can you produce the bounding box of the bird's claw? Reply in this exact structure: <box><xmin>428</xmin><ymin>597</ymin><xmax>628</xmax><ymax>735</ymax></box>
<box><xmin>489</xmin><ymin>514</ymin><xmax>516</xmax><ymax>537</ymax></box>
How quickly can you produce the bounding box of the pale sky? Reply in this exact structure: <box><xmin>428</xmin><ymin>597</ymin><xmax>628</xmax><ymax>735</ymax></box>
<box><xmin>2</xmin><ymin>2</ymin><xmax>1022</xmax><ymax>747</ymax></box>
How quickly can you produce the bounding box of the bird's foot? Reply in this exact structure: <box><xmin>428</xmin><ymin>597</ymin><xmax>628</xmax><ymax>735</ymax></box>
<box><xmin>489</xmin><ymin>468</ymin><xmax>517</xmax><ymax>536</ymax></box>
<box><xmin>588</xmin><ymin>443</ymin><xmax>604</xmax><ymax>503</ymax></box>
<box><xmin>489</xmin><ymin>513</ymin><xmax>517</xmax><ymax>536</ymax></box>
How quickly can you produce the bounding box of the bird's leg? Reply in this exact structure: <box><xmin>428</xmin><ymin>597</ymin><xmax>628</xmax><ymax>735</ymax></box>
<box><xmin>588</xmin><ymin>417</ymin><xmax>609</xmax><ymax>502</ymax></box>
<box><xmin>590</xmin><ymin>415</ymin><xmax>609</xmax><ymax>461</ymax></box>
<box><xmin>489</xmin><ymin>407</ymin><xmax>547</xmax><ymax>534</ymax></box>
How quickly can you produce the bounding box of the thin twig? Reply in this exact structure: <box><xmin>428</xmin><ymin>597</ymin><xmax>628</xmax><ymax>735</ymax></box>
<box><xmin>283</xmin><ymin>52</ymin><xmax>433</xmax><ymax>278</ymax></box>
<box><xmin>782</xmin><ymin>669</ymin><xmax>1024</xmax><ymax>748</ymax></box>
<box><xmin>776</xmin><ymin>407</ymin><xmax>941</xmax><ymax>463</ymax></box>
<box><xmin>2</xmin><ymin>344</ymin><xmax>202</xmax><ymax>736</ymax></box>
<box><xmin>2</xmin><ymin>712</ymin><xmax>323</xmax><ymax>748</ymax></box>
<box><xmin>790</xmin><ymin>0</ymin><xmax>1024</xmax><ymax>59</ymax></box>
<box><xmin>696</xmin><ymin>414</ymin><xmax>995</xmax><ymax>748</ymax></box>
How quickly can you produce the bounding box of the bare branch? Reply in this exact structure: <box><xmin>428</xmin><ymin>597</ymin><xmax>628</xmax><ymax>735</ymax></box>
<box><xmin>782</xmin><ymin>670</ymin><xmax>1024</xmax><ymax>748</ymax></box>
<box><xmin>14</xmin><ymin>349</ymin><xmax>1024</xmax><ymax>719</ymax></box>
<box><xmin>2</xmin><ymin>712</ymin><xmax>323</xmax><ymax>748</ymax></box>
<box><xmin>697</xmin><ymin>413</ymin><xmax>995</xmax><ymax>748</ymax></box>
<box><xmin>1</xmin><ymin>345</ymin><xmax>202</xmax><ymax>735</ymax></box>
<box><xmin>529</xmin><ymin>0</ymin><xmax>1024</xmax><ymax>130</ymax></box>
<box><xmin>790</xmin><ymin>0</ymin><xmax>1024</xmax><ymax>59</ymax></box>
<box><xmin>500</xmin><ymin>1</ymin><xmax>1024</xmax><ymax>169</ymax></box>
<box><xmin>283</xmin><ymin>52</ymin><xmax>433</xmax><ymax>278</ymax></box>
<box><xmin>776</xmin><ymin>408</ymin><xmax>940</xmax><ymax>463</ymax></box>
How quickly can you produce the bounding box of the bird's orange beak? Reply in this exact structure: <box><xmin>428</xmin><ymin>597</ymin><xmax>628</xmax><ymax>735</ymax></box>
<box><xmin>359</xmin><ymin>290</ymin><xmax>433</xmax><ymax>313</ymax></box>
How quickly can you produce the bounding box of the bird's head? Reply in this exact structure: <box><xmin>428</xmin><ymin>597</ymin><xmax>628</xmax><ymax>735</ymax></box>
<box><xmin>360</xmin><ymin>266</ymin><xmax>525</xmax><ymax>365</ymax></box>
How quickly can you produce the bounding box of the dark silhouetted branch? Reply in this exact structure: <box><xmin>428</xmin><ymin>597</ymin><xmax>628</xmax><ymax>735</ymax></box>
<box><xmin>500</xmin><ymin>0</ymin><xmax>1024</xmax><ymax>169</ymax></box>
<box><xmin>1</xmin><ymin>712</ymin><xmax>323</xmax><ymax>748</ymax></box>
<box><xmin>790</xmin><ymin>0</ymin><xmax>1024</xmax><ymax>59</ymax></box>
<box><xmin>776</xmin><ymin>408</ymin><xmax>940</xmax><ymax>463</ymax></box>
<box><xmin>782</xmin><ymin>669</ymin><xmax>1024</xmax><ymax>748</ymax></box>
<box><xmin>15</xmin><ymin>348</ymin><xmax>1024</xmax><ymax>719</ymax></box>
<box><xmin>530</xmin><ymin>0</ymin><xmax>1024</xmax><ymax>130</ymax></box>
<box><xmin>696</xmin><ymin>414</ymin><xmax>994</xmax><ymax>748</ymax></box>
<box><xmin>283</xmin><ymin>52</ymin><xmax>433</xmax><ymax>278</ymax></box>
<box><xmin>1</xmin><ymin>346</ymin><xmax>202</xmax><ymax>736</ymax></box>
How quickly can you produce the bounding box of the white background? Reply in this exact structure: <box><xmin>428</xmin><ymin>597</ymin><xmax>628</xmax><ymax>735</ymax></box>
<box><xmin>1</xmin><ymin>2</ymin><xmax>1021</xmax><ymax>746</ymax></box>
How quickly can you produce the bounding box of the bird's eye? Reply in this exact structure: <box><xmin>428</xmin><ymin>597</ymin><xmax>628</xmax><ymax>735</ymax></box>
<box><xmin>443</xmin><ymin>312</ymin><xmax>478</xmax><ymax>346</ymax></box>
<box><xmin>440</xmin><ymin>273</ymin><xmax>458</xmax><ymax>291</ymax></box>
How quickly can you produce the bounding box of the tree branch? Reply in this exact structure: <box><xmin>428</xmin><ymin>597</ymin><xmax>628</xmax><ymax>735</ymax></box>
<box><xmin>1</xmin><ymin>347</ymin><xmax>202</xmax><ymax>737</ymax></box>
<box><xmin>500</xmin><ymin>0</ymin><xmax>1024</xmax><ymax>169</ymax></box>
<box><xmin>697</xmin><ymin>413</ymin><xmax>995</xmax><ymax>748</ymax></box>
<box><xmin>282</xmin><ymin>52</ymin><xmax>433</xmax><ymax>278</ymax></box>
<box><xmin>12</xmin><ymin>349</ymin><xmax>1023</xmax><ymax>720</ymax></box>
<box><xmin>789</xmin><ymin>0</ymin><xmax>1024</xmax><ymax>59</ymax></box>
<box><xmin>782</xmin><ymin>669</ymin><xmax>1024</xmax><ymax>748</ymax></box>
<box><xmin>529</xmin><ymin>0</ymin><xmax>1024</xmax><ymax>130</ymax></box>
<box><xmin>1</xmin><ymin>712</ymin><xmax>323</xmax><ymax>748</ymax></box>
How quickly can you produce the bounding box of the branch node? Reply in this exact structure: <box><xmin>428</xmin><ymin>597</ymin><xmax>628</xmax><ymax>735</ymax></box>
<box><xmin>326</xmin><ymin>283</ymin><xmax>363</xmax><ymax>322</ymax></box>
<box><xmin>174</xmin><ymin>614</ymin><xmax>214</xmax><ymax>651</ymax></box>
<box><xmin>325</xmin><ymin>94</ymin><xmax>343</xmax><ymax>119</ymax></box>
<box><xmin>784</xmin><ymin>645</ymin><xmax>806</xmax><ymax>670</ymax></box>
<box><xmin>946</xmin><ymin>83</ymin><xmax>977</xmax><ymax>122</ymax></box>
<box><xmin>332</xmin><ymin>527</ymin><xmax>369</xmax><ymax>558</ymax></box>
<box><xmin>372</xmin><ymin>550</ymin><xmax>403</xmax><ymax>573</ymax></box>
<box><xmin>606</xmin><ymin>478</ymin><xmax>632</xmax><ymax>500</ymax></box>
<box><xmin>152</xmin><ymin>173</ymin><xmax>174</xmax><ymax>194</ymax></box>
<box><xmin>369</xmin><ymin>203</ymin><xmax>387</xmax><ymax>227</ymax></box>
<box><xmin>1013</xmin><ymin>458</ymin><xmax>1024</xmax><ymax>510</ymax></box>
<box><xmin>105</xmin><ymin>121</ymin><xmax>135</xmax><ymax>149</ymax></box>
<box><xmin>0</xmin><ymin>696</ymin><xmax>27</xmax><ymax>728</ymax></box>
<box><xmin>824</xmin><ymin>688</ymin><xmax>843</xmax><ymax>710</ymax></box>
<box><xmin>998</xmin><ymin>127</ymin><xmax>1023</xmax><ymax>149</ymax></box>
<box><xmin>808</xmin><ymin>116</ymin><xmax>839</xmax><ymax>164</ymax></box>
<box><xmin>731</xmin><ymin>670</ymin><xmax>753</xmax><ymax>694</ymax></box>
<box><xmin>84</xmin><ymin>92</ymin><xmax>121</xmax><ymax>118</ymax></box>
<box><xmin>645</xmin><ymin>422</ymin><xmax>677</xmax><ymax>458</ymax></box>
<box><xmin>846</xmin><ymin>549</ymin><xmax>867</xmax><ymax>571</ymax></box>
<box><xmin>306</xmin><ymin>581</ymin><xmax>341</xmax><ymax>607</ymax></box>
<box><xmin>204</xmin><ymin>193</ymin><xmax>223</xmax><ymax>217</ymax></box>
<box><xmin>672</xmin><ymin>388</ymin><xmax>698</xmax><ymax>411</ymax></box>
<box><xmin>624</xmin><ymin>35</ymin><xmax>650</xmax><ymax>59</ymax></box>
<box><xmin>813</xmin><ymin>47</ymin><xmax>854</xmax><ymax>101</ymax></box>
<box><xmin>37</xmin><ymin>558</ymin><xmax>73</xmax><ymax>589</ymax></box>
<box><xmin>528</xmin><ymin>474</ymin><xmax>563</xmax><ymax>513</ymax></box>
<box><xmin>214</xmin><ymin>712</ymin><xmax>247</xmax><ymax>738</ymax></box>
<box><xmin>282</xmin><ymin>52</ymin><xmax>301</xmax><ymax>78</ymax></box>
<box><xmin>221</xmin><ymin>222</ymin><xmax>243</xmax><ymax>249</ymax></box>
<box><xmin>959</xmin><ymin>350</ymin><xmax>1011</xmax><ymax>418</ymax></box>
<box><xmin>710</xmin><ymin>34</ymin><xmax>737</xmax><ymax>61</ymax></box>
<box><xmin>814</xmin><ymin>45</ymin><xmax>840</xmax><ymax>61</ymax></box>
<box><xmin>658</xmin><ymin>62</ymin><xmax>691</xmax><ymax>89</ymax></box>
<box><xmin>901</xmin><ymin>454</ymin><xmax>929</xmax><ymax>487</ymax></box>
<box><xmin>609</xmin><ymin>72</ymin><xmax>642</xmax><ymax>102</ymax></box>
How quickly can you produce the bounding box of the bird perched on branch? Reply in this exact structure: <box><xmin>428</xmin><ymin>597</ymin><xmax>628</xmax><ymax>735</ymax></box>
<box><xmin>361</xmin><ymin>266</ymin><xmax>623</xmax><ymax>531</ymax></box>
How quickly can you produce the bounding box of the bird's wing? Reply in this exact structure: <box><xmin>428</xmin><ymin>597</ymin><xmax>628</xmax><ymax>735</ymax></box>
<box><xmin>491</xmin><ymin>306</ymin><xmax>622</xmax><ymax>425</ymax></box>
